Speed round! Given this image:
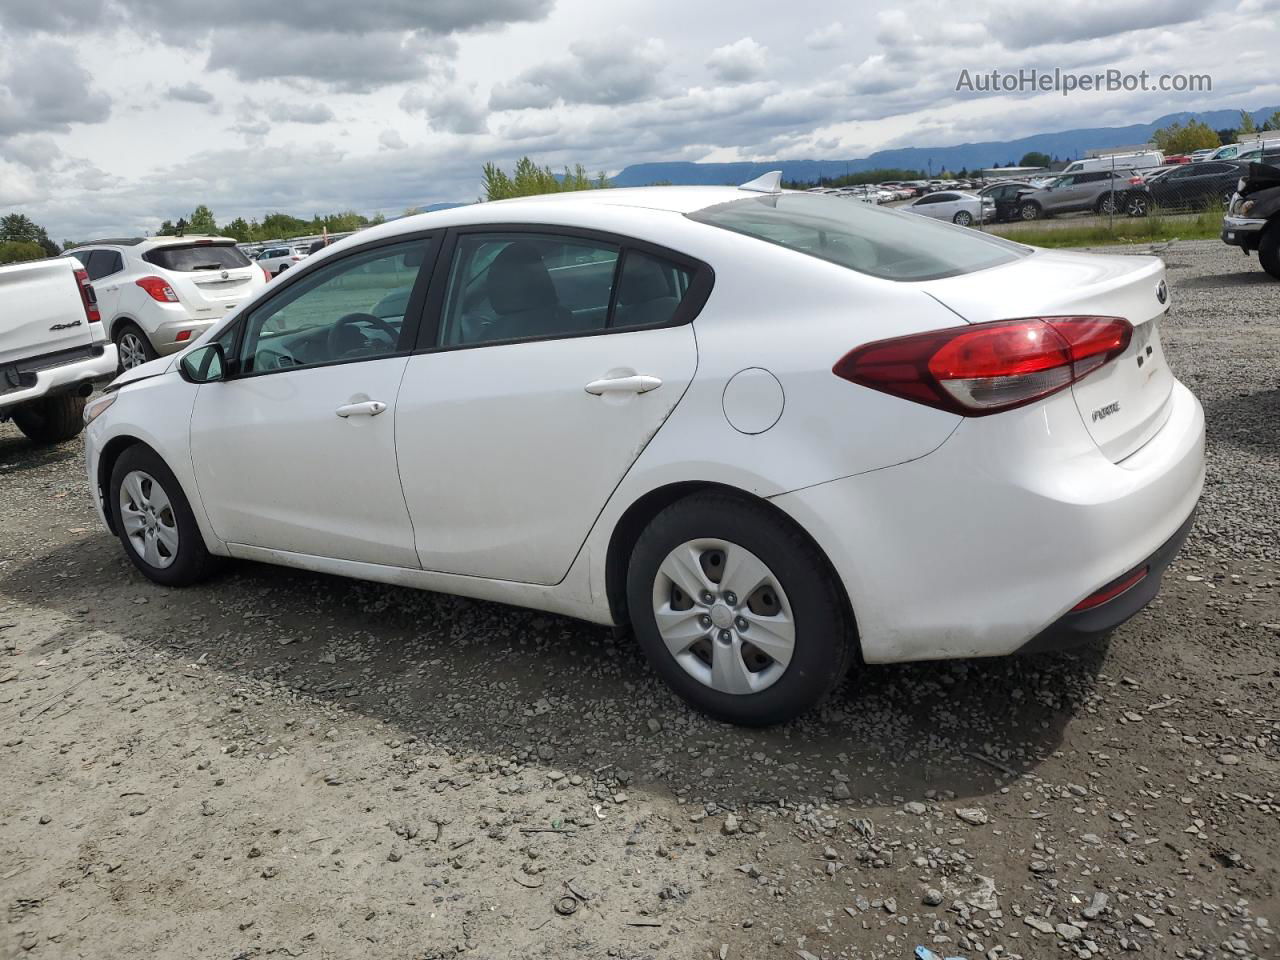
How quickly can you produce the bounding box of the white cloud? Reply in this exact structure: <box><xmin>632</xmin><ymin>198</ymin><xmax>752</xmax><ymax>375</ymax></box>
<box><xmin>490</xmin><ymin>36</ymin><xmax>669</xmax><ymax>109</ymax></box>
<box><xmin>707</xmin><ymin>37</ymin><xmax>768</xmax><ymax>84</ymax></box>
<box><xmin>804</xmin><ymin>22</ymin><xmax>845</xmax><ymax>50</ymax></box>
<box><xmin>379</xmin><ymin>129</ymin><xmax>408</xmax><ymax>150</ymax></box>
<box><xmin>401</xmin><ymin>85</ymin><xmax>488</xmax><ymax>134</ymax></box>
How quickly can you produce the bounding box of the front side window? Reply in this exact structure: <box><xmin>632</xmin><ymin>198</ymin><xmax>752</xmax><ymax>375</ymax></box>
<box><xmin>239</xmin><ymin>239</ymin><xmax>430</xmax><ymax>374</ymax></box>
<box><xmin>689</xmin><ymin>193</ymin><xmax>1028</xmax><ymax>282</ymax></box>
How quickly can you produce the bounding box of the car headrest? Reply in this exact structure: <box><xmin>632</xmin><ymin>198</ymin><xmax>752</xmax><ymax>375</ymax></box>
<box><xmin>487</xmin><ymin>242</ymin><xmax>558</xmax><ymax>316</ymax></box>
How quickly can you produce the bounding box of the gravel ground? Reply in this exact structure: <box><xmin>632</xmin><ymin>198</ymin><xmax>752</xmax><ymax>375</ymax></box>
<box><xmin>1</xmin><ymin>238</ymin><xmax>1277</xmax><ymax>960</ymax></box>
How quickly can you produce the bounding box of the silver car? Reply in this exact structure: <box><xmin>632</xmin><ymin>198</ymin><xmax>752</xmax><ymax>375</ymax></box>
<box><xmin>1015</xmin><ymin>169</ymin><xmax>1145</xmax><ymax>220</ymax></box>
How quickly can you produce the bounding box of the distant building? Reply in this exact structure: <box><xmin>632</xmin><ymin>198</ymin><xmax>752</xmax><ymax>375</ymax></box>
<box><xmin>980</xmin><ymin>165</ymin><xmax>1047</xmax><ymax>178</ymax></box>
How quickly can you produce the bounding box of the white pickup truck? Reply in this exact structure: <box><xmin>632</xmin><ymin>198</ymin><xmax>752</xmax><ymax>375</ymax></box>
<box><xmin>1</xmin><ymin>257</ymin><xmax>119</xmax><ymax>444</ymax></box>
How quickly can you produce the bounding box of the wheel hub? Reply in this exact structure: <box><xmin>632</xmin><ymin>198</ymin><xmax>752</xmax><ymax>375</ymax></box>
<box><xmin>709</xmin><ymin>603</ymin><xmax>734</xmax><ymax>629</ymax></box>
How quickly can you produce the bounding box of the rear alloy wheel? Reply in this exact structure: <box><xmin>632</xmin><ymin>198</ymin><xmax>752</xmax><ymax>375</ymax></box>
<box><xmin>1019</xmin><ymin>202</ymin><xmax>1041</xmax><ymax>221</ymax></box>
<box><xmin>952</xmin><ymin>210</ymin><xmax>973</xmax><ymax>226</ymax></box>
<box><xmin>114</xmin><ymin>325</ymin><xmax>156</xmax><ymax>371</ymax></box>
<box><xmin>1125</xmin><ymin>194</ymin><xmax>1149</xmax><ymax>217</ymax></box>
<box><xmin>110</xmin><ymin>444</ymin><xmax>222</xmax><ymax>586</ymax></box>
<box><xmin>627</xmin><ymin>493</ymin><xmax>853</xmax><ymax>726</ymax></box>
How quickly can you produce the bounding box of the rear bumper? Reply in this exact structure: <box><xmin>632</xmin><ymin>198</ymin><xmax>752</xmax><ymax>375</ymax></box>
<box><xmin>0</xmin><ymin>343</ymin><xmax>118</xmax><ymax>412</ymax></box>
<box><xmin>153</xmin><ymin>318</ymin><xmax>217</xmax><ymax>355</ymax></box>
<box><xmin>1016</xmin><ymin>507</ymin><xmax>1195</xmax><ymax>654</ymax></box>
<box><xmin>770</xmin><ymin>381</ymin><xmax>1205</xmax><ymax>663</ymax></box>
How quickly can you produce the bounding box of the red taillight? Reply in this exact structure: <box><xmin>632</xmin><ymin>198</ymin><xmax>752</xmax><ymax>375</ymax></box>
<box><xmin>262</xmin><ymin>267</ymin><xmax>272</xmax><ymax>280</ymax></box>
<box><xmin>1128</xmin><ymin>176</ymin><xmax>1145</xmax><ymax>185</ymax></box>
<box><xmin>1071</xmin><ymin>565</ymin><xmax>1149</xmax><ymax>612</ymax></box>
<box><xmin>136</xmin><ymin>275</ymin><xmax>179</xmax><ymax>302</ymax></box>
<box><xmin>833</xmin><ymin>317</ymin><xmax>1132</xmax><ymax>416</ymax></box>
<box><xmin>73</xmin><ymin>268</ymin><xmax>101</xmax><ymax>323</ymax></box>
<box><xmin>175</xmin><ymin>330</ymin><xmax>192</xmax><ymax>342</ymax></box>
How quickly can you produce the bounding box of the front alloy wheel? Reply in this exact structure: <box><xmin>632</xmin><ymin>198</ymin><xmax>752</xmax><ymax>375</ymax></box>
<box><xmin>652</xmin><ymin>538</ymin><xmax>795</xmax><ymax>696</ymax></box>
<box><xmin>118</xmin><ymin>470</ymin><xmax>180</xmax><ymax>569</ymax></box>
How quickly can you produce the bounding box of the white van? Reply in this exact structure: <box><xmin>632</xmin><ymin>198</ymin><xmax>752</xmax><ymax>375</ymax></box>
<box><xmin>1061</xmin><ymin>151</ymin><xmax>1164</xmax><ymax>174</ymax></box>
<box><xmin>1210</xmin><ymin>138</ymin><xmax>1280</xmax><ymax>162</ymax></box>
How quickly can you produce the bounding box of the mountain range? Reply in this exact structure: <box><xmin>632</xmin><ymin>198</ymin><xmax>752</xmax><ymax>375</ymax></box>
<box><xmin>608</xmin><ymin>106</ymin><xmax>1280</xmax><ymax>186</ymax></box>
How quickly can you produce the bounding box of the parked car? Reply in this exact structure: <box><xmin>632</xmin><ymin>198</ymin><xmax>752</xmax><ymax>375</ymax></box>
<box><xmin>64</xmin><ymin>236</ymin><xmax>267</xmax><ymax>371</ymax></box>
<box><xmin>1222</xmin><ymin>161</ymin><xmax>1280</xmax><ymax>280</ymax></box>
<box><xmin>255</xmin><ymin>246</ymin><xmax>304</xmax><ymax>276</ymax></box>
<box><xmin>1014</xmin><ymin>170</ymin><xmax>1146</xmax><ymax>220</ymax></box>
<box><xmin>1207</xmin><ymin>138</ymin><xmax>1280</xmax><ymax>162</ymax></box>
<box><xmin>1189</xmin><ymin>149</ymin><xmax>1215</xmax><ymax>162</ymax></box>
<box><xmin>978</xmin><ymin>180</ymin><xmax>1035</xmax><ymax>222</ymax></box>
<box><xmin>902</xmin><ymin>190</ymin><xmax>992</xmax><ymax>225</ymax></box>
<box><xmin>1061</xmin><ymin>151</ymin><xmax>1163</xmax><ymax>174</ymax></box>
<box><xmin>1133</xmin><ymin>161</ymin><xmax>1249</xmax><ymax>214</ymax></box>
<box><xmin>1</xmin><ymin>257</ymin><xmax>117</xmax><ymax>443</ymax></box>
<box><xmin>83</xmin><ymin>177</ymin><xmax>1204</xmax><ymax>725</ymax></box>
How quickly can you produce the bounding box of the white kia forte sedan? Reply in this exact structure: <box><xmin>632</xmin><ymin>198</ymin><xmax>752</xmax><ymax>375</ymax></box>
<box><xmin>83</xmin><ymin>175</ymin><xmax>1205</xmax><ymax>725</ymax></box>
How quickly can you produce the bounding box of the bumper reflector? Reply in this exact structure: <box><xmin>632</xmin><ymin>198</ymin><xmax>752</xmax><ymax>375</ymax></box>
<box><xmin>1071</xmin><ymin>565</ymin><xmax>1150</xmax><ymax>612</ymax></box>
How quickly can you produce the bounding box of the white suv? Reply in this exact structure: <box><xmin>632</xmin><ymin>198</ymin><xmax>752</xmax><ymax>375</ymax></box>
<box><xmin>66</xmin><ymin>236</ymin><xmax>266</xmax><ymax>370</ymax></box>
<box><xmin>255</xmin><ymin>245</ymin><xmax>305</xmax><ymax>277</ymax></box>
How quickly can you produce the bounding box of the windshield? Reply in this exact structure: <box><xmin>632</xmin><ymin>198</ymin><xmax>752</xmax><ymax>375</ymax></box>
<box><xmin>687</xmin><ymin>192</ymin><xmax>1029</xmax><ymax>282</ymax></box>
<box><xmin>145</xmin><ymin>243</ymin><xmax>252</xmax><ymax>272</ymax></box>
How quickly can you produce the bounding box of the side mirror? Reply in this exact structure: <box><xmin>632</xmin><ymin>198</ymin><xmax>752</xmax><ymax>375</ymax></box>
<box><xmin>179</xmin><ymin>343</ymin><xmax>227</xmax><ymax>384</ymax></box>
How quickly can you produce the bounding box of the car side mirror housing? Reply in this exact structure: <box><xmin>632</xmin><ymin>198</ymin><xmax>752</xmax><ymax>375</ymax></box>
<box><xmin>179</xmin><ymin>343</ymin><xmax>227</xmax><ymax>384</ymax></box>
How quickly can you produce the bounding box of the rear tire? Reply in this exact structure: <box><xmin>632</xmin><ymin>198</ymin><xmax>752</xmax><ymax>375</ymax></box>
<box><xmin>626</xmin><ymin>492</ymin><xmax>854</xmax><ymax>726</ymax></box>
<box><xmin>952</xmin><ymin>210</ymin><xmax>973</xmax><ymax>226</ymax></box>
<box><xmin>1019</xmin><ymin>201</ymin><xmax>1041</xmax><ymax>221</ymax></box>
<box><xmin>114</xmin><ymin>323</ymin><xmax>156</xmax><ymax>372</ymax></box>
<box><xmin>1125</xmin><ymin>194</ymin><xmax>1149</xmax><ymax>217</ymax></box>
<box><xmin>109</xmin><ymin>444</ymin><xmax>222</xmax><ymax>586</ymax></box>
<box><xmin>11</xmin><ymin>394</ymin><xmax>86</xmax><ymax>444</ymax></box>
<box><xmin>1259</xmin><ymin>226</ymin><xmax>1280</xmax><ymax>281</ymax></box>
<box><xmin>276</xmin><ymin>264</ymin><xmax>290</xmax><ymax>276</ymax></box>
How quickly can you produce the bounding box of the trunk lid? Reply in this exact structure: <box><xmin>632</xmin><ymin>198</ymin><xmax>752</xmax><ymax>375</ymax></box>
<box><xmin>143</xmin><ymin>241</ymin><xmax>259</xmax><ymax>318</ymax></box>
<box><xmin>920</xmin><ymin>249</ymin><xmax>1174</xmax><ymax>462</ymax></box>
<box><xmin>0</xmin><ymin>258</ymin><xmax>95</xmax><ymax>366</ymax></box>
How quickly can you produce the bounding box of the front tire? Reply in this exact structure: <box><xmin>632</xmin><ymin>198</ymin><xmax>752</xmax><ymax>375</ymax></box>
<box><xmin>110</xmin><ymin>445</ymin><xmax>221</xmax><ymax>586</ymax></box>
<box><xmin>114</xmin><ymin>323</ymin><xmax>156</xmax><ymax>372</ymax></box>
<box><xmin>11</xmin><ymin>393</ymin><xmax>86</xmax><ymax>444</ymax></box>
<box><xmin>1259</xmin><ymin>226</ymin><xmax>1280</xmax><ymax>281</ymax></box>
<box><xmin>626</xmin><ymin>493</ymin><xmax>854</xmax><ymax>726</ymax></box>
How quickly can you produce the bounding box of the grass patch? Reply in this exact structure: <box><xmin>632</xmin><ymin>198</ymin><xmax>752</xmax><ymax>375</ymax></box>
<box><xmin>987</xmin><ymin>210</ymin><xmax>1223</xmax><ymax>248</ymax></box>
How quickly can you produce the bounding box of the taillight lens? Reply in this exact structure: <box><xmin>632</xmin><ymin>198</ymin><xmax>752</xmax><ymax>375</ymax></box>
<box><xmin>136</xmin><ymin>276</ymin><xmax>179</xmax><ymax>302</ymax></box>
<box><xmin>73</xmin><ymin>268</ymin><xmax>101</xmax><ymax>323</ymax></box>
<box><xmin>1128</xmin><ymin>176</ymin><xmax>1145</xmax><ymax>185</ymax></box>
<box><xmin>833</xmin><ymin>317</ymin><xmax>1132</xmax><ymax>416</ymax></box>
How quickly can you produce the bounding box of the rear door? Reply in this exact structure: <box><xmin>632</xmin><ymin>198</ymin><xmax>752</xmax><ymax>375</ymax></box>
<box><xmin>81</xmin><ymin>248</ymin><xmax>126</xmax><ymax>333</ymax></box>
<box><xmin>395</xmin><ymin>228</ymin><xmax>709</xmax><ymax>584</ymax></box>
<box><xmin>145</xmin><ymin>241</ymin><xmax>260</xmax><ymax>323</ymax></box>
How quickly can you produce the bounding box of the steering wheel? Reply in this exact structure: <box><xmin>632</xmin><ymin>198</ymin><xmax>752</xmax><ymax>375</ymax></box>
<box><xmin>327</xmin><ymin>312</ymin><xmax>399</xmax><ymax>357</ymax></box>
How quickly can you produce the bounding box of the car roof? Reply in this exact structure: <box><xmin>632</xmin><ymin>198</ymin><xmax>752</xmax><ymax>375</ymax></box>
<box><xmin>77</xmin><ymin>234</ymin><xmax>238</xmax><ymax>249</ymax></box>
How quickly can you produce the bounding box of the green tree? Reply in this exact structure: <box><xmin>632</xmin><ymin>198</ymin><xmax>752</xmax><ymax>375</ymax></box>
<box><xmin>1</xmin><ymin>213</ymin><xmax>59</xmax><ymax>255</ymax></box>
<box><xmin>1019</xmin><ymin>151</ymin><xmax>1051</xmax><ymax>167</ymax></box>
<box><xmin>0</xmin><ymin>241</ymin><xmax>46</xmax><ymax>265</ymax></box>
<box><xmin>1216</xmin><ymin>128</ymin><xmax>1239</xmax><ymax>146</ymax></box>
<box><xmin>1262</xmin><ymin>111</ymin><xmax>1280</xmax><ymax>133</ymax></box>
<box><xmin>187</xmin><ymin>205</ymin><xmax>218</xmax><ymax>234</ymax></box>
<box><xmin>1152</xmin><ymin>120</ymin><xmax>1220</xmax><ymax>154</ymax></box>
<box><xmin>1239</xmin><ymin>111</ymin><xmax>1258</xmax><ymax>136</ymax></box>
<box><xmin>481</xmin><ymin>157</ymin><xmax>610</xmax><ymax>201</ymax></box>
<box><xmin>222</xmin><ymin>217</ymin><xmax>252</xmax><ymax>242</ymax></box>
<box><xmin>260</xmin><ymin>212</ymin><xmax>309</xmax><ymax>239</ymax></box>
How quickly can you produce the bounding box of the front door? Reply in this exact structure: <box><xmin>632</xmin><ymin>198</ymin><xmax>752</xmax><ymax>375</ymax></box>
<box><xmin>395</xmin><ymin>230</ymin><xmax>707</xmax><ymax>584</ymax></box>
<box><xmin>189</xmin><ymin>236</ymin><xmax>436</xmax><ymax>567</ymax></box>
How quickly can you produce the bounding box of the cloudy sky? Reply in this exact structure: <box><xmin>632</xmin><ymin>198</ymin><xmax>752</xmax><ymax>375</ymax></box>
<box><xmin>1</xmin><ymin>0</ymin><xmax>1278</xmax><ymax>240</ymax></box>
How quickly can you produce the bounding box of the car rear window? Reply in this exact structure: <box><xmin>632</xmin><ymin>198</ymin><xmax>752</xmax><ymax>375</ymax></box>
<box><xmin>144</xmin><ymin>243</ymin><xmax>252</xmax><ymax>272</ymax></box>
<box><xmin>688</xmin><ymin>193</ymin><xmax>1028</xmax><ymax>282</ymax></box>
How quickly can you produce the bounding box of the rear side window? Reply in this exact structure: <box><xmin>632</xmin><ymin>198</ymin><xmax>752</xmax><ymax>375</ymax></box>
<box><xmin>82</xmin><ymin>250</ymin><xmax>122</xmax><ymax>281</ymax></box>
<box><xmin>438</xmin><ymin>233</ymin><xmax>696</xmax><ymax>346</ymax></box>
<box><xmin>144</xmin><ymin>244</ymin><xmax>251</xmax><ymax>272</ymax></box>
<box><xmin>689</xmin><ymin>193</ymin><xmax>1028</xmax><ymax>282</ymax></box>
